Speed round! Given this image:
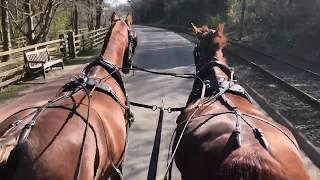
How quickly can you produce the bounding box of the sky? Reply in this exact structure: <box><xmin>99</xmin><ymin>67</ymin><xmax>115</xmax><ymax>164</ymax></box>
<box><xmin>104</xmin><ymin>0</ymin><xmax>128</xmax><ymax>6</ymax></box>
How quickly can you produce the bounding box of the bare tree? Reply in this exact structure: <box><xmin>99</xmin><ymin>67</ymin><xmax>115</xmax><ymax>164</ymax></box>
<box><xmin>1</xmin><ymin>0</ymin><xmax>12</xmax><ymax>61</ymax></box>
<box><xmin>95</xmin><ymin>0</ymin><xmax>103</xmax><ymax>29</ymax></box>
<box><xmin>86</xmin><ymin>0</ymin><xmax>94</xmax><ymax>30</ymax></box>
<box><xmin>72</xmin><ymin>0</ymin><xmax>79</xmax><ymax>34</ymax></box>
<box><xmin>7</xmin><ymin>0</ymin><xmax>63</xmax><ymax>44</ymax></box>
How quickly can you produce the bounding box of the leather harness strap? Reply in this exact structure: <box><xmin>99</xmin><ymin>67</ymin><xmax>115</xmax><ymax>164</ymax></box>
<box><xmin>191</xmin><ymin>59</ymin><xmax>274</xmax><ymax>154</ymax></box>
<box><xmin>84</xmin><ymin>56</ymin><xmax>127</xmax><ymax>94</ymax></box>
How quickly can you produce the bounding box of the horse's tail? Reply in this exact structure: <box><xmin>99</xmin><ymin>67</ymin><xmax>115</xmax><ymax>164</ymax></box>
<box><xmin>218</xmin><ymin>144</ymin><xmax>288</xmax><ymax>180</ymax></box>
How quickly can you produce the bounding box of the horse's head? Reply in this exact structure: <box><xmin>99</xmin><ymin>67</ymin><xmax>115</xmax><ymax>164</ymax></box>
<box><xmin>110</xmin><ymin>12</ymin><xmax>121</xmax><ymax>23</ymax></box>
<box><xmin>192</xmin><ymin>23</ymin><xmax>227</xmax><ymax>68</ymax></box>
<box><xmin>123</xmin><ymin>14</ymin><xmax>138</xmax><ymax>74</ymax></box>
<box><xmin>102</xmin><ymin>13</ymin><xmax>138</xmax><ymax>74</ymax></box>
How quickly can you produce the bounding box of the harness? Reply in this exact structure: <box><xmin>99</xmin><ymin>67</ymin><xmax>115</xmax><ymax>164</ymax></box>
<box><xmin>187</xmin><ymin>60</ymin><xmax>252</xmax><ymax>104</ymax></box>
<box><xmin>163</xmin><ymin>58</ymin><xmax>299</xmax><ymax>180</ymax></box>
<box><xmin>185</xmin><ymin>59</ymin><xmax>274</xmax><ymax>152</ymax></box>
<box><xmin>0</xmin><ymin>56</ymin><xmax>134</xmax><ymax>180</ymax></box>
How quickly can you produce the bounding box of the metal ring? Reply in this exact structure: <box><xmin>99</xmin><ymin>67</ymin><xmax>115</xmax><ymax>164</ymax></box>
<box><xmin>167</xmin><ymin>107</ymin><xmax>172</xmax><ymax>113</ymax></box>
<box><xmin>152</xmin><ymin>105</ymin><xmax>158</xmax><ymax>111</ymax></box>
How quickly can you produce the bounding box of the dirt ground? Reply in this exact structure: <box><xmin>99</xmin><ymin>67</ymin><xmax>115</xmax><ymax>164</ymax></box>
<box><xmin>0</xmin><ymin>53</ymin><xmax>97</xmax><ymax>122</ymax></box>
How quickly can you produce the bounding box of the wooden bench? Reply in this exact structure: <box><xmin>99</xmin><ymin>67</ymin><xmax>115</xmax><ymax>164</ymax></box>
<box><xmin>24</xmin><ymin>48</ymin><xmax>64</xmax><ymax>78</ymax></box>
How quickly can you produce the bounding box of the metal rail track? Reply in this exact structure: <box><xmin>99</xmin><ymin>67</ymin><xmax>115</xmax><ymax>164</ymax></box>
<box><xmin>229</xmin><ymin>41</ymin><xmax>320</xmax><ymax>77</ymax></box>
<box><xmin>227</xmin><ymin>42</ymin><xmax>320</xmax><ymax>105</ymax></box>
<box><xmin>226</xmin><ymin>50</ymin><xmax>320</xmax><ymax>163</ymax></box>
<box><xmin>226</xmin><ymin>49</ymin><xmax>320</xmax><ymax>109</ymax></box>
<box><xmin>180</xmin><ymin>31</ymin><xmax>320</xmax><ymax>108</ymax></box>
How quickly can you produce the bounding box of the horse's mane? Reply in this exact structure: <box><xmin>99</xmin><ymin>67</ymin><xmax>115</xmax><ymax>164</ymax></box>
<box><xmin>100</xmin><ymin>21</ymin><xmax>118</xmax><ymax>55</ymax></box>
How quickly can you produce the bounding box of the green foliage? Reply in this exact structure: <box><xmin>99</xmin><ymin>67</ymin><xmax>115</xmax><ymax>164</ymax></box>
<box><xmin>48</xmin><ymin>8</ymin><xmax>72</xmax><ymax>39</ymax></box>
<box><xmin>226</xmin><ymin>0</ymin><xmax>241</xmax><ymax>26</ymax></box>
<box><xmin>208</xmin><ymin>15</ymin><xmax>223</xmax><ymax>28</ymax></box>
<box><xmin>132</xmin><ymin>0</ymin><xmax>320</xmax><ymax>43</ymax></box>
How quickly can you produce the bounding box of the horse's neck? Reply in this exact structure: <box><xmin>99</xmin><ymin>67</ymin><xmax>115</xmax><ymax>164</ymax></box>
<box><xmin>96</xmin><ymin>30</ymin><xmax>127</xmax><ymax>79</ymax></box>
<box><xmin>213</xmin><ymin>49</ymin><xmax>228</xmax><ymax>79</ymax></box>
<box><xmin>187</xmin><ymin>49</ymin><xmax>229</xmax><ymax>105</ymax></box>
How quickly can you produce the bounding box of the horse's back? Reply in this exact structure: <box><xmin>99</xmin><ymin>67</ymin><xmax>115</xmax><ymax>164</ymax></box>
<box><xmin>175</xmin><ymin>101</ymin><xmax>309</xmax><ymax>180</ymax></box>
<box><xmin>0</xmin><ymin>95</ymin><xmax>126</xmax><ymax>179</ymax></box>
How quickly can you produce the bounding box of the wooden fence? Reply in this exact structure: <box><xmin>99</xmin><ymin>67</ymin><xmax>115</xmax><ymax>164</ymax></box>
<box><xmin>0</xmin><ymin>27</ymin><xmax>108</xmax><ymax>89</ymax></box>
<box><xmin>0</xmin><ymin>37</ymin><xmax>27</xmax><ymax>51</ymax></box>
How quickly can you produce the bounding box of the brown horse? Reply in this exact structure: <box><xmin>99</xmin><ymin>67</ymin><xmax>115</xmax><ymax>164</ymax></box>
<box><xmin>172</xmin><ymin>24</ymin><xmax>310</xmax><ymax>180</ymax></box>
<box><xmin>0</xmin><ymin>13</ymin><xmax>137</xmax><ymax>180</ymax></box>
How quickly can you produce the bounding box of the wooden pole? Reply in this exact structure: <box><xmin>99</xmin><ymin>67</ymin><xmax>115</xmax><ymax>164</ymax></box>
<box><xmin>59</xmin><ymin>34</ymin><xmax>67</xmax><ymax>59</ymax></box>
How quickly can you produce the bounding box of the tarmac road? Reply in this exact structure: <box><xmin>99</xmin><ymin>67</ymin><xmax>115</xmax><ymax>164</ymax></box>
<box><xmin>122</xmin><ymin>26</ymin><xmax>195</xmax><ymax>180</ymax></box>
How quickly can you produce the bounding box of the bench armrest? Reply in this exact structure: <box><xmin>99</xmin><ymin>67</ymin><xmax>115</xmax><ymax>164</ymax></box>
<box><xmin>49</xmin><ymin>53</ymin><xmax>63</xmax><ymax>57</ymax></box>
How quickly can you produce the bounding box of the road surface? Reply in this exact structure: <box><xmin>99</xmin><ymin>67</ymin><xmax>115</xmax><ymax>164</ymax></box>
<box><xmin>122</xmin><ymin>26</ymin><xmax>195</xmax><ymax>180</ymax></box>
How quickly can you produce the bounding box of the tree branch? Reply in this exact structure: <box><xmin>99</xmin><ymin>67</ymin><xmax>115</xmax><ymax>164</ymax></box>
<box><xmin>1</xmin><ymin>5</ymin><xmax>28</xmax><ymax>36</ymax></box>
<box><xmin>32</xmin><ymin>1</ymin><xmax>51</xmax><ymax>33</ymax></box>
<box><xmin>34</xmin><ymin>0</ymin><xmax>62</xmax><ymax>42</ymax></box>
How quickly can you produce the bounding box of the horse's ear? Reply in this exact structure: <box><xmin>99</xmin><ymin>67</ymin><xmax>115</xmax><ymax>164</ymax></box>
<box><xmin>217</xmin><ymin>24</ymin><xmax>224</xmax><ymax>34</ymax></box>
<box><xmin>125</xmin><ymin>14</ymin><xmax>133</xmax><ymax>27</ymax></box>
<box><xmin>111</xmin><ymin>12</ymin><xmax>120</xmax><ymax>23</ymax></box>
<box><xmin>191</xmin><ymin>23</ymin><xmax>201</xmax><ymax>34</ymax></box>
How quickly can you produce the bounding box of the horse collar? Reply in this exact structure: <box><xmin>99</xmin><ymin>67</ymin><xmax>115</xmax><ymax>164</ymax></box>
<box><xmin>84</xmin><ymin>56</ymin><xmax>126</xmax><ymax>94</ymax></box>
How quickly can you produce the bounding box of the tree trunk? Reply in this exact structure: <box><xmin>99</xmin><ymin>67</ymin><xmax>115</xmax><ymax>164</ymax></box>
<box><xmin>1</xmin><ymin>0</ymin><xmax>12</xmax><ymax>62</ymax></box>
<box><xmin>73</xmin><ymin>0</ymin><xmax>79</xmax><ymax>34</ymax></box>
<box><xmin>238</xmin><ymin>0</ymin><xmax>246</xmax><ymax>40</ymax></box>
<box><xmin>24</xmin><ymin>0</ymin><xmax>35</xmax><ymax>44</ymax></box>
<box><xmin>95</xmin><ymin>0</ymin><xmax>103</xmax><ymax>29</ymax></box>
<box><xmin>87</xmin><ymin>0</ymin><xmax>94</xmax><ymax>30</ymax></box>
<box><xmin>15</xmin><ymin>0</ymin><xmax>18</xmax><ymax>19</ymax></box>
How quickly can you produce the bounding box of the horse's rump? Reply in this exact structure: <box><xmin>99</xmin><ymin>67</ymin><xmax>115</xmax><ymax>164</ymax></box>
<box><xmin>0</xmin><ymin>108</ymin><xmax>38</xmax><ymax>165</ymax></box>
<box><xmin>174</xmin><ymin>105</ymin><xmax>299</xmax><ymax>180</ymax></box>
<box><xmin>218</xmin><ymin>144</ymin><xmax>287</xmax><ymax>180</ymax></box>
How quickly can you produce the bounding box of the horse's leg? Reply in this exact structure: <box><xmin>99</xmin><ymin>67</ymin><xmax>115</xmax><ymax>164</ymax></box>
<box><xmin>110</xmin><ymin>162</ymin><xmax>123</xmax><ymax>180</ymax></box>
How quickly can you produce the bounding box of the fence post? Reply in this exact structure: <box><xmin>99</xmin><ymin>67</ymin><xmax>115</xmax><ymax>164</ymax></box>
<box><xmin>81</xmin><ymin>34</ymin><xmax>87</xmax><ymax>51</ymax></box>
<box><xmin>59</xmin><ymin>34</ymin><xmax>67</xmax><ymax>59</ymax></box>
<box><xmin>67</xmin><ymin>31</ymin><xmax>76</xmax><ymax>59</ymax></box>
